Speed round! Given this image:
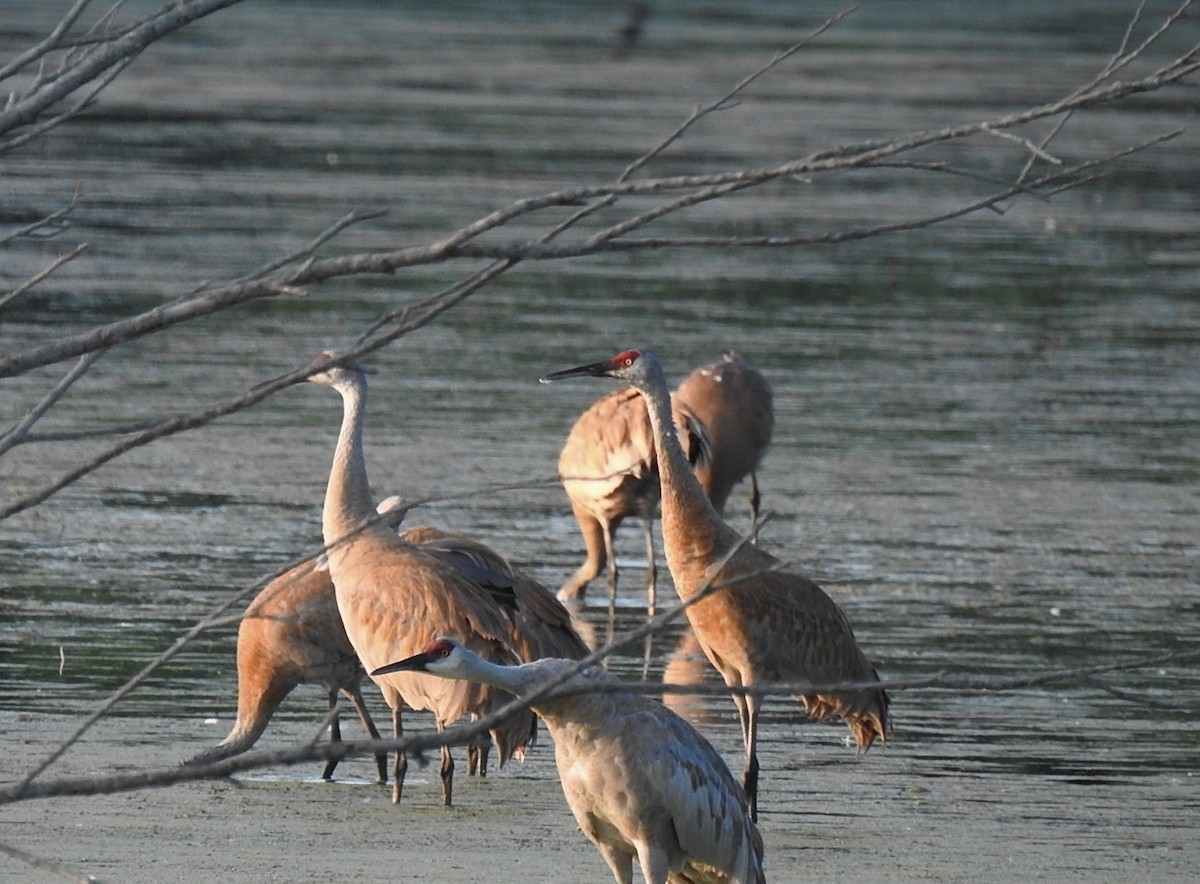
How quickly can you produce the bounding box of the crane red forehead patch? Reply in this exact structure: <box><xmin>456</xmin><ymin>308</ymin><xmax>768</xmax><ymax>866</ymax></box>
<box><xmin>611</xmin><ymin>349</ymin><xmax>642</xmax><ymax>368</ymax></box>
<box><xmin>426</xmin><ymin>637</ymin><xmax>456</xmax><ymax>656</ymax></box>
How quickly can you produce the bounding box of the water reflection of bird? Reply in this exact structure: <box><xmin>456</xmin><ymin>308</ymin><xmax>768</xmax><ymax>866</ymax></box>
<box><xmin>306</xmin><ymin>352</ymin><xmax>534</xmax><ymax>806</ymax></box>
<box><xmin>183</xmin><ymin>559</ymin><xmax>388</xmax><ymax>782</ymax></box>
<box><xmin>660</xmin><ymin>628</ymin><xmax>720</xmax><ymax>727</ymax></box>
<box><xmin>675</xmin><ymin>351</ymin><xmax>774</xmax><ymax>538</ymax></box>
<box><xmin>613</xmin><ymin>1</ymin><xmax>651</xmax><ymax>59</ymax></box>
<box><xmin>543</xmin><ymin>349</ymin><xmax>890</xmax><ymax>821</ymax></box>
<box><xmin>553</xmin><ymin>385</ymin><xmax>708</xmax><ymax>610</ymax></box>
<box><xmin>374</xmin><ymin>637</ymin><xmax>766</xmax><ymax>884</ymax></box>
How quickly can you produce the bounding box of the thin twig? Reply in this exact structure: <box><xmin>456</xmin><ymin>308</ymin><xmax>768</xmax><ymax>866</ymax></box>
<box><xmin>0</xmin><ymin>349</ymin><xmax>105</xmax><ymax>457</ymax></box>
<box><xmin>0</xmin><ymin>242</ymin><xmax>88</xmax><ymax>311</ymax></box>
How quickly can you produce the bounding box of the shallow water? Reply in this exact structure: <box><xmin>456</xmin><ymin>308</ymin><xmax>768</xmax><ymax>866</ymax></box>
<box><xmin>2</xmin><ymin>1</ymin><xmax>1198</xmax><ymax>880</ymax></box>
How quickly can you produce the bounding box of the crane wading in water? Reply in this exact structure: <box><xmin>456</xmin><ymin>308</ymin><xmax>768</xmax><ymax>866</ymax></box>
<box><xmin>374</xmin><ymin>637</ymin><xmax>766</xmax><ymax>884</ymax></box>
<box><xmin>183</xmin><ymin>557</ymin><xmax>388</xmax><ymax>782</ymax></box>
<box><xmin>542</xmin><ymin>349</ymin><xmax>890</xmax><ymax>821</ymax></box>
<box><xmin>305</xmin><ymin>352</ymin><xmax>535</xmax><ymax>806</ymax></box>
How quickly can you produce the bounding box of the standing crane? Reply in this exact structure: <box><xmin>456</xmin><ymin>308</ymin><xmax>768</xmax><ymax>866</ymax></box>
<box><xmin>674</xmin><ymin>352</ymin><xmax>774</xmax><ymax>538</ymax></box>
<box><xmin>374</xmin><ymin>637</ymin><xmax>766</xmax><ymax>884</ymax></box>
<box><xmin>399</xmin><ymin>523</ymin><xmax>590</xmax><ymax>774</ymax></box>
<box><xmin>543</xmin><ymin>349</ymin><xmax>889</xmax><ymax>821</ymax></box>
<box><xmin>304</xmin><ymin>351</ymin><xmax>535</xmax><ymax>806</ymax></box>
<box><xmin>553</xmin><ymin>385</ymin><xmax>709</xmax><ymax>610</ymax></box>
<box><xmin>184</xmin><ymin>558</ymin><xmax>388</xmax><ymax>782</ymax></box>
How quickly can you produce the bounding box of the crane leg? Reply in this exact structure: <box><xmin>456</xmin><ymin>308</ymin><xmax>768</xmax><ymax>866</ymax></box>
<box><xmin>558</xmin><ymin>503</ymin><xmax>607</xmax><ymax>601</ymax></box>
<box><xmin>603</xmin><ymin>520</ymin><xmax>619</xmax><ymax>607</ymax></box>
<box><xmin>748</xmin><ymin>472</ymin><xmax>762</xmax><ymax>545</ymax></box>
<box><xmin>733</xmin><ymin>689</ymin><xmax>761</xmax><ymax>822</ymax></box>
<box><xmin>440</xmin><ymin>742</ymin><xmax>455</xmax><ymax>806</ymax></box>
<box><xmin>468</xmin><ymin>728</ymin><xmax>491</xmax><ymax>777</ymax></box>
<box><xmin>391</xmin><ymin>706</ymin><xmax>407</xmax><ymax>804</ymax></box>
<box><xmin>743</xmin><ymin>750</ymin><xmax>760</xmax><ymax>824</ymax></box>
<box><xmin>641</xmin><ymin>515</ymin><xmax>658</xmax><ymax>614</ymax></box>
<box><xmin>342</xmin><ymin>682</ymin><xmax>388</xmax><ymax>784</ymax></box>
<box><xmin>322</xmin><ymin>687</ymin><xmax>342</xmax><ymax>781</ymax></box>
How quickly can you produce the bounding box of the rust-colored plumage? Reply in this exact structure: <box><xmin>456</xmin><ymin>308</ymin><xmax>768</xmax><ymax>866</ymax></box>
<box><xmin>553</xmin><ymin>385</ymin><xmax>708</xmax><ymax>609</ymax></box>
<box><xmin>184</xmin><ymin>559</ymin><xmax>387</xmax><ymax>782</ymax></box>
<box><xmin>544</xmin><ymin>349</ymin><xmax>889</xmax><ymax>821</ymax></box>
<box><xmin>306</xmin><ymin>353</ymin><xmax>535</xmax><ymax>806</ymax></box>
<box><xmin>400</xmin><ymin>525</ymin><xmax>590</xmax><ymax>664</ymax></box>
<box><xmin>399</xmin><ymin>524</ymin><xmax>590</xmax><ymax>774</ymax></box>
<box><xmin>675</xmin><ymin>351</ymin><xmax>774</xmax><ymax>533</ymax></box>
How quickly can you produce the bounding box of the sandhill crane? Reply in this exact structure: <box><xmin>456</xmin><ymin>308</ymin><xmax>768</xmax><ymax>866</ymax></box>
<box><xmin>675</xmin><ymin>352</ymin><xmax>774</xmax><ymax>536</ymax></box>
<box><xmin>399</xmin><ymin>523</ymin><xmax>590</xmax><ymax>774</ymax></box>
<box><xmin>400</xmin><ymin>525</ymin><xmax>589</xmax><ymax>663</ymax></box>
<box><xmin>374</xmin><ymin>637</ymin><xmax>766</xmax><ymax>884</ymax></box>
<box><xmin>304</xmin><ymin>352</ymin><xmax>535</xmax><ymax>806</ymax></box>
<box><xmin>543</xmin><ymin>349</ymin><xmax>889</xmax><ymax>820</ymax></box>
<box><xmin>184</xmin><ymin>559</ymin><xmax>388</xmax><ymax>782</ymax></box>
<box><xmin>554</xmin><ymin>385</ymin><xmax>709</xmax><ymax>610</ymax></box>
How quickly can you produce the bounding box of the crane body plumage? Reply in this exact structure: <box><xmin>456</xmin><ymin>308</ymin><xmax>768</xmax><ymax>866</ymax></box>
<box><xmin>399</xmin><ymin>524</ymin><xmax>591</xmax><ymax>773</ymax></box>
<box><xmin>674</xmin><ymin>352</ymin><xmax>774</xmax><ymax>530</ymax></box>
<box><xmin>555</xmin><ymin>385</ymin><xmax>708</xmax><ymax>608</ymax></box>
<box><xmin>543</xmin><ymin>349</ymin><xmax>889</xmax><ymax>820</ymax></box>
<box><xmin>306</xmin><ymin>353</ymin><xmax>534</xmax><ymax>805</ymax></box>
<box><xmin>184</xmin><ymin>558</ymin><xmax>387</xmax><ymax>781</ymax></box>
<box><xmin>375</xmin><ymin>637</ymin><xmax>765</xmax><ymax>884</ymax></box>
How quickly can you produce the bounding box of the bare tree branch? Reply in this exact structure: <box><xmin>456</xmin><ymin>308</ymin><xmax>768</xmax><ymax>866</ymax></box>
<box><xmin>0</xmin><ymin>0</ymin><xmax>246</xmax><ymax>149</ymax></box>
<box><xmin>1</xmin><ymin>38</ymin><xmax>1194</xmax><ymax>383</ymax></box>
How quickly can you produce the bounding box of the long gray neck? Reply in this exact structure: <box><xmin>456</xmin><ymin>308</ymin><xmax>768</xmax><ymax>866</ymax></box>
<box><xmin>322</xmin><ymin>375</ymin><xmax>376</xmax><ymax>546</ymax></box>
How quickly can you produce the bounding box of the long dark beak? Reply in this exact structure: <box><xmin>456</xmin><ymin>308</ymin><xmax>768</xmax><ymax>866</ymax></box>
<box><xmin>539</xmin><ymin>360</ymin><xmax>610</xmax><ymax>384</ymax></box>
<box><xmin>371</xmin><ymin>651</ymin><xmax>431</xmax><ymax>677</ymax></box>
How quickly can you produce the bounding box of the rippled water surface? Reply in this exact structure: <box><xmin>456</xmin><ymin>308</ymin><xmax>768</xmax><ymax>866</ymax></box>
<box><xmin>2</xmin><ymin>0</ymin><xmax>1198</xmax><ymax>880</ymax></box>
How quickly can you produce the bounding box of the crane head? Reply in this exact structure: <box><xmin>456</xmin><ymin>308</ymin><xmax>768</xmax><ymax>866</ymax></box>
<box><xmin>304</xmin><ymin>350</ymin><xmax>368</xmax><ymax>387</ymax></box>
<box><xmin>540</xmin><ymin>349</ymin><xmax>655</xmax><ymax>384</ymax></box>
<box><xmin>372</xmin><ymin>636</ymin><xmax>462</xmax><ymax>676</ymax></box>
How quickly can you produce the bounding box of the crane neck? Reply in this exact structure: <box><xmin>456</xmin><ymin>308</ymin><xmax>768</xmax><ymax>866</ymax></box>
<box><xmin>444</xmin><ymin>653</ymin><xmax>599</xmax><ymax>725</ymax></box>
<box><xmin>322</xmin><ymin>374</ymin><xmax>378</xmax><ymax>547</ymax></box>
<box><xmin>452</xmin><ymin>651</ymin><xmax>534</xmax><ymax>694</ymax></box>
<box><xmin>635</xmin><ymin>360</ymin><xmax>733</xmax><ymax>597</ymax></box>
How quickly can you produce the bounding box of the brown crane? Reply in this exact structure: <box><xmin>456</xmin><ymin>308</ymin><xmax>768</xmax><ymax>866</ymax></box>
<box><xmin>674</xmin><ymin>351</ymin><xmax>774</xmax><ymax>537</ymax></box>
<box><xmin>553</xmin><ymin>385</ymin><xmax>709</xmax><ymax>610</ymax></box>
<box><xmin>304</xmin><ymin>352</ymin><xmax>535</xmax><ymax>806</ymax></box>
<box><xmin>400</xmin><ymin>525</ymin><xmax>589</xmax><ymax>663</ymax></box>
<box><xmin>375</xmin><ymin>637</ymin><xmax>766</xmax><ymax>884</ymax></box>
<box><xmin>184</xmin><ymin>558</ymin><xmax>388</xmax><ymax>783</ymax></box>
<box><xmin>398</xmin><ymin>523</ymin><xmax>590</xmax><ymax>774</ymax></box>
<box><xmin>543</xmin><ymin>349</ymin><xmax>890</xmax><ymax>821</ymax></box>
